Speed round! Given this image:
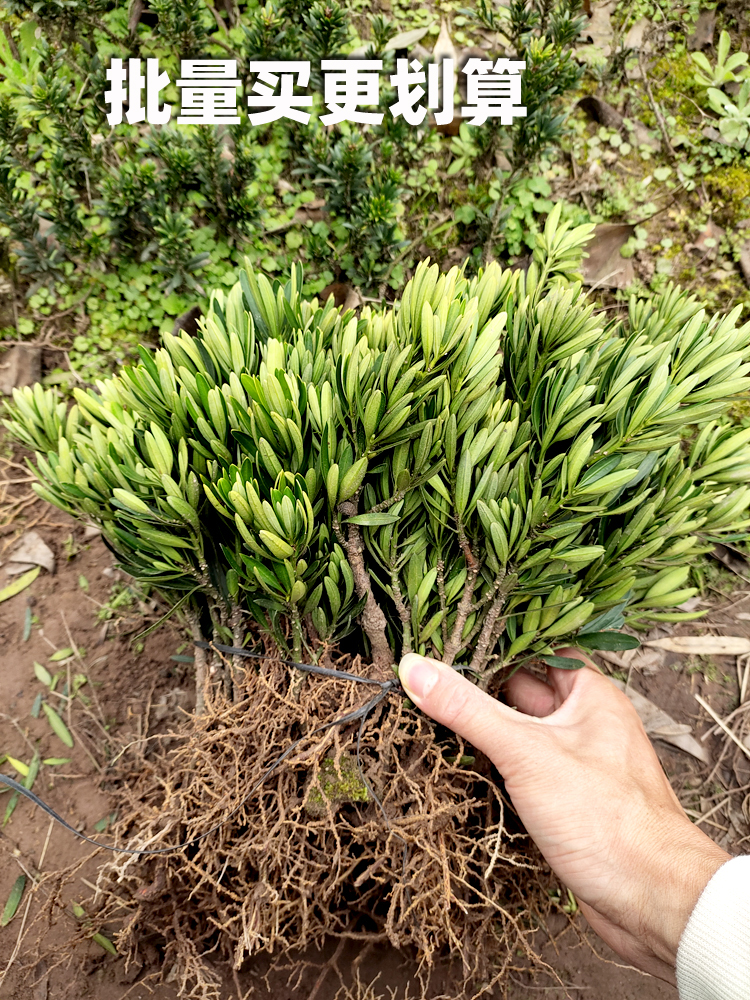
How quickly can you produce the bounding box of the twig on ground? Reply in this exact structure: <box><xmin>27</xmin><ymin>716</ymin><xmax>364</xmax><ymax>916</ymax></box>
<box><xmin>38</xmin><ymin>818</ymin><xmax>54</xmax><ymax>870</ymax></box>
<box><xmin>638</xmin><ymin>52</ymin><xmax>678</xmax><ymax>165</ymax></box>
<box><xmin>694</xmin><ymin>795</ymin><xmax>733</xmax><ymax>829</ymax></box>
<box><xmin>701</xmin><ymin>700</ymin><xmax>750</xmax><ymax>741</ymax></box>
<box><xmin>683</xmin><ymin>808</ymin><xmax>729</xmax><ymax>832</ymax></box>
<box><xmin>695</xmin><ymin>693</ymin><xmax>750</xmax><ymax>761</ymax></box>
<box><xmin>0</xmin><ymin>891</ymin><xmax>34</xmax><ymax>989</ymax></box>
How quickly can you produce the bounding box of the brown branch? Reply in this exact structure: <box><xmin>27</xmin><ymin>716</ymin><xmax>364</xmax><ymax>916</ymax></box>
<box><xmin>335</xmin><ymin>501</ymin><xmax>393</xmax><ymax>680</ymax></box>
<box><xmin>469</xmin><ymin>573</ymin><xmax>517</xmax><ymax>675</ymax></box>
<box><xmin>443</xmin><ymin>503</ymin><xmax>480</xmax><ymax>665</ymax></box>
<box><xmin>2</xmin><ymin>22</ymin><xmax>19</xmax><ymax>61</ymax></box>
<box><xmin>85</xmin><ymin>13</ymin><xmax>129</xmax><ymax>48</ymax></box>
<box><xmin>365</xmin><ymin>461</ymin><xmax>446</xmax><ymax>515</ymax></box>
<box><xmin>470</xmin><ymin>572</ymin><xmax>509</xmax><ymax>614</ymax></box>
<box><xmin>205</xmin><ymin>0</ymin><xmax>229</xmax><ymax>33</ymax></box>
<box><xmin>366</xmin><ymin>485</ymin><xmax>410</xmax><ymax>514</ymax></box>
<box><xmin>389</xmin><ymin>566</ymin><xmax>412</xmax><ymax>655</ymax></box>
<box><xmin>462</xmin><ymin>572</ymin><xmax>514</xmax><ymax>650</ymax></box>
<box><xmin>188</xmin><ymin>612</ymin><xmax>207</xmax><ymax>714</ymax></box>
<box><xmin>443</xmin><ymin>540</ymin><xmax>479</xmax><ymax>666</ymax></box>
<box><xmin>436</xmin><ymin>557</ymin><xmax>448</xmax><ymax>649</ymax></box>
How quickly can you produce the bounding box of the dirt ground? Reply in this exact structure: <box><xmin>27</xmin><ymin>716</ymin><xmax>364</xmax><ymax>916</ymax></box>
<box><xmin>0</xmin><ymin>504</ymin><xmax>748</xmax><ymax>1000</ymax></box>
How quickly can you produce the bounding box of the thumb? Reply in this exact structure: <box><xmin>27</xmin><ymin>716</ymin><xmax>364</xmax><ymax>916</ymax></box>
<box><xmin>398</xmin><ymin>652</ymin><xmax>531</xmax><ymax>768</ymax></box>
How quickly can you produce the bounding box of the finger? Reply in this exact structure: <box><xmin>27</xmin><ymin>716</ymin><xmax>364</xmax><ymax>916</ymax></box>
<box><xmin>541</xmin><ymin>648</ymin><xmax>645</xmax><ymax>730</ymax></box>
<box><xmin>398</xmin><ymin>652</ymin><xmax>536</xmax><ymax>769</ymax></box>
<box><xmin>543</xmin><ymin>647</ymin><xmax>603</xmax><ymax>702</ymax></box>
<box><xmin>505</xmin><ymin>649</ymin><xmax>612</xmax><ymax>723</ymax></box>
<box><xmin>504</xmin><ymin>669</ymin><xmax>557</xmax><ymax>718</ymax></box>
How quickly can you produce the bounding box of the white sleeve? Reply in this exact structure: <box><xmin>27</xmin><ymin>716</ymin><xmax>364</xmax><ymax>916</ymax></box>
<box><xmin>677</xmin><ymin>855</ymin><xmax>750</xmax><ymax>1000</ymax></box>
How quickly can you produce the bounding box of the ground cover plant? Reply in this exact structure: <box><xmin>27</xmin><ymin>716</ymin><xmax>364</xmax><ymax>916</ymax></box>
<box><xmin>0</xmin><ymin>0</ymin><xmax>748</xmax><ymax>394</ymax></box>
<box><xmin>0</xmin><ymin>0</ymin><xmax>635</xmax><ymax>382</ymax></box>
<box><xmin>5</xmin><ymin>211</ymin><xmax>750</xmax><ymax>997</ymax></box>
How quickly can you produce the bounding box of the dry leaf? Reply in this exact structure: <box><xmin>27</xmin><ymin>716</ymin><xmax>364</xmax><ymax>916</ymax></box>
<box><xmin>0</xmin><ymin>344</ymin><xmax>42</xmax><ymax>396</ymax></box>
<box><xmin>577</xmin><ymin>96</ymin><xmax>658</xmax><ymax>149</ymax></box>
<box><xmin>645</xmin><ymin>636</ymin><xmax>750</xmax><ymax>656</ymax></box>
<box><xmin>342</xmin><ymin>286</ymin><xmax>363</xmax><ymax>312</ymax></box>
<box><xmin>580</xmin><ymin>224</ymin><xmax>635</xmax><ymax>289</ymax></box>
<box><xmin>432</xmin><ymin>18</ymin><xmax>457</xmax><ymax>64</ymax></box>
<box><xmin>703</xmin><ymin>125</ymin><xmax>731</xmax><ymax>145</ymax></box>
<box><xmin>5</xmin><ymin>561</ymin><xmax>37</xmax><ymax>576</ymax></box>
<box><xmin>628</xmin><ymin>647</ymin><xmax>665</xmax><ymax>676</ymax></box>
<box><xmin>578</xmin><ymin>94</ymin><xmax>625</xmax><ymax>129</ymax></box>
<box><xmin>676</xmin><ymin>596</ymin><xmax>705</xmax><ymax>612</ymax></box>
<box><xmin>383</xmin><ymin>26</ymin><xmax>432</xmax><ymax>52</ymax></box>
<box><xmin>0</xmin><ymin>566</ymin><xmax>40</xmax><ymax>602</ymax></box>
<box><xmin>688</xmin><ymin>219</ymin><xmax>725</xmax><ymax>258</ymax></box>
<box><xmin>624</xmin><ymin>17</ymin><xmax>652</xmax><ymax>51</ymax></box>
<box><xmin>320</xmin><ymin>282</ymin><xmax>356</xmax><ymax>308</ymax></box>
<box><xmin>739</xmin><ymin>238</ymin><xmax>750</xmax><ymax>289</ymax></box>
<box><xmin>7</xmin><ymin>531</ymin><xmax>55</xmax><ymax>574</ymax></box>
<box><xmin>171</xmin><ymin>305</ymin><xmax>202</xmax><ymax>338</ymax></box>
<box><xmin>611</xmin><ymin>678</ymin><xmax>710</xmax><ymax>763</ymax></box>
<box><xmin>596</xmin><ymin>649</ymin><xmax>629</xmax><ymax>669</ymax></box>
<box><xmin>688</xmin><ymin>9</ymin><xmax>716</xmax><ymax>50</ymax></box>
<box><xmin>449</xmin><ymin>46</ymin><xmax>487</xmax><ymax>126</ymax></box>
<box><xmin>431</xmin><ymin>19</ymin><xmax>458</xmax><ymax>127</ymax></box>
<box><xmin>582</xmin><ymin>0</ymin><xmax>616</xmax><ymax>55</ymax></box>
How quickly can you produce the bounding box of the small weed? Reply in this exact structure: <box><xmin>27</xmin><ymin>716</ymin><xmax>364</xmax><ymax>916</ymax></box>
<box><xmin>62</xmin><ymin>534</ymin><xmax>80</xmax><ymax>560</ymax></box>
<box><xmin>680</xmin><ymin>656</ymin><xmax>732</xmax><ymax>686</ymax></box>
<box><xmin>97</xmin><ymin>584</ymin><xmax>138</xmax><ymax>622</ymax></box>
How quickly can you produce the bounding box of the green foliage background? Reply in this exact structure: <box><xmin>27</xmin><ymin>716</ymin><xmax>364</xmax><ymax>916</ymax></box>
<box><xmin>0</xmin><ymin>0</ymin><xmax>591</xmax><ymax>383</ymax></box>
<box><xmin>0</xmin><ymin>0</ymin><xmax>748</xmax><ymax>386</ymax></box>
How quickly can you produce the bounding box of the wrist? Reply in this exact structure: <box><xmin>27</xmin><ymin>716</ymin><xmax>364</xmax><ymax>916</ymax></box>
<box><xmin>640</xmin><ymin>820</ymin><xmax>730</xmax><ymax>968</ymax></box>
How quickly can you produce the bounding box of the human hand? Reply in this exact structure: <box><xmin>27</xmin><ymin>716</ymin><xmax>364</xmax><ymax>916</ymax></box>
<box><xmin>398</xmin><ymin>649</ymin><xmax>730</xmax><ymax>983</ymax></box>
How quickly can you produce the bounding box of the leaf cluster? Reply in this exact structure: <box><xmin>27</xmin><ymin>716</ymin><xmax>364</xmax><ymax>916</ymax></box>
<box><xmin>7</xmin><ymin>209</ymin><xmax>750</xmax><ymax>674</ymax></box>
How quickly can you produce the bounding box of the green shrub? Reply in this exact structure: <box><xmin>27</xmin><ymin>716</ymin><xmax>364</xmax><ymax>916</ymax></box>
<box><xmin>0</xmin><ymin>0</ymin><xmax>592</xmax><ymax>328</ymax></box>
<box><xmin>7</xmin><ymin>209</ymin><xmax>750</xmax><ymax>690</ymax></box>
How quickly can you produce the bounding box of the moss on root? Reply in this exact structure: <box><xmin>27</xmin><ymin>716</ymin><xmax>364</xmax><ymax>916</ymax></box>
<box><xmin>305</xmin><ymin>752</ymin><xmax>370</xmax><ymax>816</ymax></box>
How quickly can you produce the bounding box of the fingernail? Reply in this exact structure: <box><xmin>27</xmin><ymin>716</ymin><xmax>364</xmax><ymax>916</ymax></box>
<box><xmin>399</xmin><ymin>653</ymin><xmax>440</xmax><ymax>701</ymax></box>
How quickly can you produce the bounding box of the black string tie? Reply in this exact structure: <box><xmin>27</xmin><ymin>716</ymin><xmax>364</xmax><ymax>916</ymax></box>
<box><xmin>0</xmin><ymin>644</ymin><xmax>408</xmax><ymax>872</ymax></box>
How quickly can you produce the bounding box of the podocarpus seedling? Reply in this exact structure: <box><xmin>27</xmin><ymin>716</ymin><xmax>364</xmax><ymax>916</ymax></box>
<box><xmin>6</xmin><ymin>205</ymin><xmax>750</xmax><ymax>705</ymax></box>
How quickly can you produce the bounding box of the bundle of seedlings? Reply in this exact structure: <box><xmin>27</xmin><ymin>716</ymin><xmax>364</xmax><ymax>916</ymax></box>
<box><xmin>7</xmin><ymin>206</ymin><xmax>750</xmax><ymax>999</ymax></box>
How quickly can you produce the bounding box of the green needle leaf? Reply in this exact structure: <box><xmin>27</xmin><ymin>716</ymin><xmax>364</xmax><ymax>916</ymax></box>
<box><xmin>346</xmin><ymin>513</ymin><xmax>400</xmax><ymax>526</ymax></box>
<box><xmin>577</xmin><ymin>631</ymin><xmax>640</xmax><ymax>651</ymax></box>
<box><xmin>92</xmin><ymin>932</ymin><xmax>117</xmax><ymax>955</ymax></box>
<box><xmin>1</xmin><ymin>875</ymin><xmax>26</xmax><ymax>927</ymax></box>
<box><xmin>49</xmin><ymin>647</ymin><xmax>74</xmax><ymax>662</ymax></box>
<box><xmin>34</xmin><ymin>662</ymin><xmax>53</xmax><ymax>687</ymax></box>
<box><xmin>539</xmin><ymin>655</ymin><xmax>587</xmax><ymax>670</ymax></box>
<box><xmin>6</xmin><ymin>756</ymin><xmax>28</xmax><ymax>777</ymax></box>
<box><xmin>0</xmin><ymin>567</ymin><xmax>40</xmax><ymax>604</ymax></box>
<box><xmin>42</xmin><ymin>702</ymin><xmax>75</xmax><ymax>748</ymax></box>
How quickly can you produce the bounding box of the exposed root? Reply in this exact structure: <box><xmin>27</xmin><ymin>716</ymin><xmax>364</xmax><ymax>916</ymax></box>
<box><xmin>17</xmin><ymin>651</ymin><xmax>552</xmax><ymax>1000</ymax></box>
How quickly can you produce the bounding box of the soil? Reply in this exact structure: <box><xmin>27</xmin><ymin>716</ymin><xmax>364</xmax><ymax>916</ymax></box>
<box><xmin>0</xmin><ymin>506</ymin><xmax>747</xmax><ymax>1000</ymax></box>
